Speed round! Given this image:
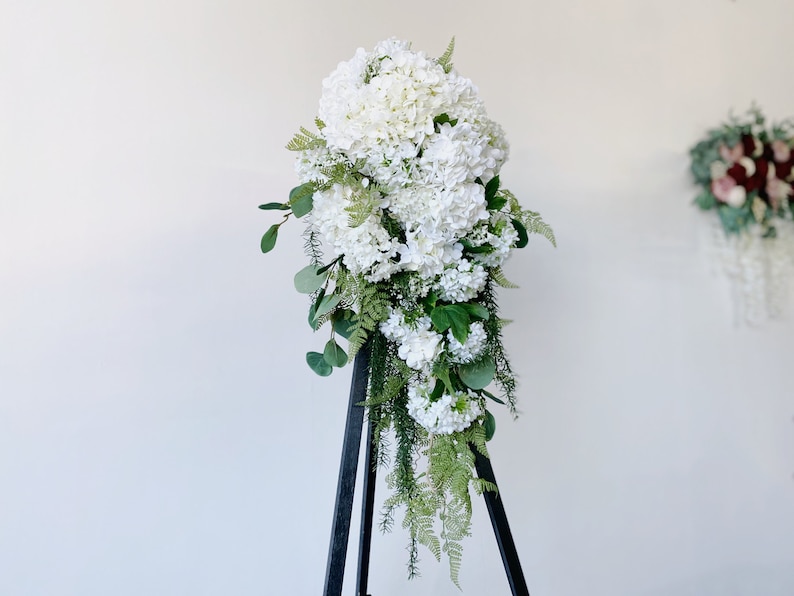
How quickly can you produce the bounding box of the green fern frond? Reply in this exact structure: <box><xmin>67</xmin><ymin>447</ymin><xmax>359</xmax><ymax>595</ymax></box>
<box><xmin>286</xmin><ymin>126</ymin><xmax>324</xmax><ymax>152</ymax></box>
<box><xmin>314</xmin><ymin>117</ymin><xmax>326</xmax><ymax>130</ymax></box>
<box><xmin>348</xmin><ymin>280</ymin><xmax>389</xmax><ymax>357</ymax></box>
<box><xmin>492</xmin><ymin>266</ymin><xmax>519</xmax><ymax>289</ymax></box>
<box><xmin>437</xmin><ymin>37</ymin><xmax>455</xmax><ymax>73</ymax></box>
<box><xmin>344</xmin><ymin>189</ymin><xmax>379</xmax><ymax>228</ymax></box>
<box><xmin>522</xmin><ymin>210</ymin><xmax>557</xmax><ymax>246</ymax></box>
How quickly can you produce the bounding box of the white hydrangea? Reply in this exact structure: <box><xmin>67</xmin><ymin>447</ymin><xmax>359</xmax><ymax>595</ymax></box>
<box><xmin>310</xmin><ymin>183</ymin><xmax>401</xmax><ymax>282</ymax></box>
<box><xmin>467</xmin><ymin>213</ymin><xmax>520</xmax><ymax>268</ymax></box>
<box><xmin>446</xmin><ymin>321</ymin><xmax>487</xmax><ymax>363</ymax></box>
<box><xmin>379</xmin><ymin>310</ymin><xmax>443</xmax><ymax>371</ymax></box>
<box><xmin>435</xmin><ymin>258</ymin><xmax>488</xmax><ymax>302</ymax></box>
<box><xmin>406</xmin><ymin>382</ymin><xmax>483</xmax><ymax>435</ymax></box>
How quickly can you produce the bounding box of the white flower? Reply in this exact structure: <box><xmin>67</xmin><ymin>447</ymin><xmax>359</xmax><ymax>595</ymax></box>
<box><xmin>709</xmin><ymin>160</ymin><xmax>728</xmax><ymax>181</ymax></box>
<box><xmin>435</xmin><ymin>259</ymin><xmax>487</xmax><ymax>303</ymax></box>
<box><xmin>406</xmin><ymin>382</ymin><xmax>482</xmax><ymax>434</ymax></box>
<box><xmin>738</xmin><ymin>156</ymin><xmax>756</xmax><ymax>177</ymax></box>
<box><xmin>725</xmin><ymin>186</ymin><xmax>747</xmax><ymax>207</ymax></box>
<box><xmin>310</xmin><ymin>183</ymin><xmax>401</xmax><ymax>281</ymax></box>
<box><xmin>397</xmin><ymin>317</ymin><xmax>443</xmax><ymax>370</ymax></box>
<box><xmin>447</xmin><ymin>321</ymin><xmax>487</xmax><ymax>363</ymax></box>
<box><xmin>726</xmin><ymin>185</ymin><xmax>747</xmax><ymax>208</ymax></box>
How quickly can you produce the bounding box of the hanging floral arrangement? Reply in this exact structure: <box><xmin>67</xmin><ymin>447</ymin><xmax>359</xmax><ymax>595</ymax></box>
<box><xmin>690</xmin><ymin>105</ymin><xmax>794</xmax><ymax>323</ymax></box>
<box><xmin>260</xmin><ymin>38</ymin><xmax>553</xmax><ymax>585</ymax></box>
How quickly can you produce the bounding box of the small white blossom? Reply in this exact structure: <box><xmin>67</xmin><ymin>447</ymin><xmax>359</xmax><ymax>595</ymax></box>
<box><xmin>406</xmin><ymin>382</ymin><xmax>482</xmax><ymax>435</ymax></box>
<box><xmin>447</xmin><ymin>321</ymin><xmax>487</xmax><ymax>363</ymax></box>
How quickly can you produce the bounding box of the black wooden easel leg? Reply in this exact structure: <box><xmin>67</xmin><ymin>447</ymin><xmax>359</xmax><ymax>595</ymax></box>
<box><xmin>474</xmin><ymin>448</ymin><xmax>531</xmax><ymax>596</ymax></box>
<box><xmin>323</xmin><ymin>347</ymin><xmax>371</xmax><ymax>596</ymax></box>
<box><xmin>355</xmin><ymin>418</ymin><xmax>377</xmax><ymax>596</ymax></box>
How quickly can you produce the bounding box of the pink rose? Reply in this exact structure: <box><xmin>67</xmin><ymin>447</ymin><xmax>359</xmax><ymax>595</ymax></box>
<box><xmin>719</xmin><ymin>142</ymin><xmax>744</xmax><ymax>163</ymax></box>
<box><xmin>711</xmin><ymin>175</ymin><xmax>737</xmax><ymax>203</ymax></box>
<box><xmin>772</xmin><ymin>139</ymin><xmax>791</xmax><ymax>163</ymax></box>
<box><xmin>766</xmin><ymin>178</ymin><xmax>792</xmax><ymax>210</ymax></box>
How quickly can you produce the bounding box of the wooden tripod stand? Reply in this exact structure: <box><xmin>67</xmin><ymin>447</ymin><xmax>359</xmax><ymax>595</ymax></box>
<box><xmin>322</xmin><ymin>345</ymin><xmax>530</xmax><ymax>596</ymax></box>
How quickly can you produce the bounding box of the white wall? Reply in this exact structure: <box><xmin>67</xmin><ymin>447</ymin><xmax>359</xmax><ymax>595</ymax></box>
<box><xmin>2</xmin><ymin>1</ymin><xmax>793</xmax><ymax>594</ymax></box>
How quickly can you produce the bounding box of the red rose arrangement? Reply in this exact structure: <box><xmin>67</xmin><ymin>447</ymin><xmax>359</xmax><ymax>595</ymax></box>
<box><xmin>691</xmin><ymin>106</ymin><xmax>793</xmax><ymax>236</ymax></box>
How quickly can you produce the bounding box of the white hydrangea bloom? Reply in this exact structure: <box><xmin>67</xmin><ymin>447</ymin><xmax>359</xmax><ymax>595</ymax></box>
<box><xmin>446</xmin><ymin>321</ymin><xmax>487</xmax><ymax>363</ymax></box>
<box><xmin>380</xmin><ymin>310</ymin><xmax>443</xmax><ymax>371</ymax></box>
<box><xmin>397</xmin><ymin>316</ymin><xmax>443</xmax><ymax>370</ymax></box>
<box><xmin>435</xmin><ymin>258</ymin><xmax>487</xmax><ymax>303</ymax></box>
<box><xmin>406</xmin><ymin>382</ymin><xmax>482</xmax><ymax>435</ymax></box>
<box><xmin>468</xmin><ymin>213</ymin><xmax>520</xmax><ymax>268</ymax></box>
<box><xmin>310</xmin><ymin>183</ymin><xmax>401</xmax><ymax>282</ymax></box>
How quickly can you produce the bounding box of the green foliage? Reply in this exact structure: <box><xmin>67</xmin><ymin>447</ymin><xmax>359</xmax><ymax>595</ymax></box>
<box><xmin>694</xmin><ymin>189</ymin><xmax>717</xmax><ymax>211</ymax></box>
<box><xmin>512</xmin><ymin>218</ymin><xmax>529</xmax><ymax>248</ymax></box>
<box><xmin>483</xmin><ymin>410</ymin><xmax>496</xmax><ymax>441</ymax></box>
<box><xmin>286</xmin><ymin>126</ymin><xmax>324</xmax><ymax>152</ymax></box>
<box><xmin>323</xmin><ymin>339</ymin><xmax>348</xmax><ymax>368</ymax></box>
<box><xmin>430</xmin><ymin>304</ymin><xmax>471</xmax><ymax>343</ymax></box>
<box><xmin>492</xmin><ymin>266</ymin><xmax>519</xmax><ymax>289</ymax></box>
<box><xmin>437</xmin><ymin>37</ymin><xmax>455</xmax><ymax>73</ymax></box>
<box><xmin>306</xmin><ymin>351</ymin><xmax>332</xmax><ymax>376</ymax></box>
<box><xmin>458</xmin><ymin>356</ymin><xmax>495</xmax><ymax>390</ymax></box>
<box><xmin>346</xmin><ymin>278</ymin><xmax>390</xmax><ymax>357</ymax></box>
<box><xmin>289</xmin><ymin>183</ymin><xmax>315</xmax><ymax>218</ymax></box>
<box><xmin>258</xmin><ymin>202</ymin><xmax>289</xmax><ymax>211</ymax></box>
<box><xmin>294</xmin><ymin>264</ymin><xmax>328</xmax><ymax>294</ymax></box>
<box><xmin>260</xmin><ymin>225</ymin><xmax>279</xmax><ymax>253</ymax></box>
<box><xmin>718</xmin><ymin>202</ymin><xmax>753</xmax><ymax>235</ymax></box>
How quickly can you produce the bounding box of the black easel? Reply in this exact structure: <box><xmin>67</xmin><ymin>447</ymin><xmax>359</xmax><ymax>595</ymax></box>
<box><xmin>322</xmin><ymin>345</ymin><xmax>530</xmax><ymax>596</ymax></box>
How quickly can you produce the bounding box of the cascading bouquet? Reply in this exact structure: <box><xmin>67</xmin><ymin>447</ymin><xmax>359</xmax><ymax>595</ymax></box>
<box><xmin>261</xmin><ymin>38</ymin><xmax>553</xmax><ymax>584</ymax></box>
<box><xmin>690</xmin><ymin>105</ymin><xmax>794</xmax><ymax>323</ymax></box>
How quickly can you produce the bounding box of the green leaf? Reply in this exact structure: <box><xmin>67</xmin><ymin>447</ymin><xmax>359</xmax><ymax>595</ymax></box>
<box><xmin>289</xmin><ymin>183</ymin><xmax>314</xmax><ymax>202</ymax></box>
<box><xmin>484</xmin><ymin>175</ymin><xmax>500</xmax><ymax>203</ymax></box>
<box><xmin>481</xmin><ymin>389</ymin><xmax>505</xmax><ymax>405</ymax></box>
<box><xmin>260</xmin><ymin>225</ymin><xmax>279</xmax><ymax>253</ymax></box>
<box><xmin>445</xmin><ymin>306</ymin><xmax>471</xmax><ymax>344</ymax></box>
<box><xmin>483</xmin><ymin>410</ymin><xmax>496</xmax><ymax>441</ymax></box>
<box><xmin>458</xmin><ymin>356</ymin><xmax>495</xmax><ymax>390</ymax></box>
<box><xmin>694</xmin><ymin>190</ymin><xmax>716</xmax><ymax>211</ymax></box>
<box><xmin>430</xmin><ymin>379</ymin><xmax>445</xmax><ymax>400</ymax></box>
<box><xmin>289</xmin><ymin>183</ymin><xmax>315</xmax><ymax>217</ymax></box>
<box><xmin>512</xmin><ymin>219</ymin><xmax>528</xmax><ymax>248</ymax></box>
<box><xmin>258</xmin><ymin>202</ymin><xmax>289</xmax><ymax>210</ymax></box>
<box><xmin>308</xmin><ymin>288</ymin><xmax>326</xmax><ymax>330</ymax></box>
<box><xmin>306</xmin><ymin>351</ymin><xmax>332</xmax><ymax>376</ymax></box>
<box><xmin>460</xmin><ymin>303</ymin><xmax>490</xmax><ymax>321</ymax></box>
<box><xmin>294</xmin><ymin>265</ymin><xmax>328</xmax><ymax>294</ymax></box>
<box><xmin>317</xmin><ymin>257</ymin><xmax>341</xmax><ymax>275</ymax></box>
<box><xmin>315</xmin><ymin>293</ymin><xmax>342</xmax><ymax>317</ymax></box>
<box><xmin>331</xmin><ymin>309</ymin><xmax>356</xmax><ymax>340</ymax></box>
<box><xmin>431</xmin><ymin>304</ymin><xmax>471</xmax><ymax>343</ymax></box>
<box><xmin>323</xmin><ymin>339</ymin><xmax>348</xmax><ymax>368</ymax></box>
<box><xmin>291</xmin><ymin>194</ymin><xmax>313</xmax><ymax>218</ymax></box>
<box><xmin>487</xmin><ymin>195</ymin><xmax>508</xmax><ymax>211</ymax></box>
<box><xmin>430</xmin><ymin>306</ymin><xmax>451</xmax><ymax>332</ymax></box>
<box><xmin>433</xmin><ymin>113</ymin><xmax>458</xmax><ymax>127</ymax></box>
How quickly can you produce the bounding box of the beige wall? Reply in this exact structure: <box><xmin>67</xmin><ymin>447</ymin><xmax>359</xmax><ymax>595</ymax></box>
<box><xmin>2</xmin><ymin>1</ymin><xmax>793</xmax><ymax>594</ymax></box>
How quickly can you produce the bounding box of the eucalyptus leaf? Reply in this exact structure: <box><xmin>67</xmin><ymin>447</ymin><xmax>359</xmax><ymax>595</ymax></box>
<box><xmin>316</xmin><ymin>293</ymin><xmax>342</xmax><ymax>317</ymax></box>
<box><xmin>294</xmin><ymin>265</ymin><xmax>328</xmax><ymax>294</ymax></box>
<box><xmin>323</xmin><ymin>339</ymin><xmax>348</xmax><ymax>368</ymax></box>
<box><xmin>483</xmin><ymin>410</ymin><xmax>496</xmax><ymax>441</ymax></box>
<box><xmin>458</xmin><ymin>356</ymin><xmax>495</xmax><ymax>390</ymax></box>
<box><xmin>512</xmin><ymin>219</ymin><xmax>528</xmax><ymax>248</ymax></box>
<box><xmin>291</xmin><ymin>193</ymin><xmax>314</xmax><ymax>218</ymax></box>
<box><xmin>332</xmin><ymin>309</ymin><xmax>356</xmax><ymax>340</ymax></box>
<box><xmin>258</xmin><ymin>202</ymin><xmax>289</xmax><ymax>210</ymax></box>
<box><xmin>481</xmin><ymin>389</ymin><xmax>505</xmax><ymax>405</ymax></box>
<box><xmin>289</xmin><ymin>182</ymin><xmax>314</xmax><ymax>202</ymax></box>
<box><xmin>260</xmin><ymin>225</ymin><xmax>279</xmax><ymax>253</ymax></box>
<box><xmin>306</xmin><ymin>351</ymin><xmax>332</xmax><ymax>376</ymax></box>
